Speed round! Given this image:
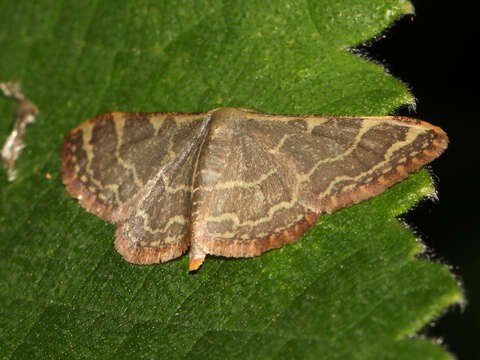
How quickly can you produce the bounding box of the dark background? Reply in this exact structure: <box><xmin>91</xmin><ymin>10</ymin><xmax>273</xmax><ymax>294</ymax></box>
<box><xmin>361</xmin><ymin>1</ymin><xmax>478</xmax><ymax>358</ymax></box>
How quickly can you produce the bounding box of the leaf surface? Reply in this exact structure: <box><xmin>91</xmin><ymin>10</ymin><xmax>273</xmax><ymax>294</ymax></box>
<box><xmin>0</xmin><ymin>0</ymin><xmax>461</xmax><ymax>359</ymax></box>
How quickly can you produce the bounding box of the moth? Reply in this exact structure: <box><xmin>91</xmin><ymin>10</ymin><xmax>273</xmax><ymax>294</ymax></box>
<box><xmin>61</xmin><ymin>107</ymin><xmax>448</xmax><ymax>270</ymax></box>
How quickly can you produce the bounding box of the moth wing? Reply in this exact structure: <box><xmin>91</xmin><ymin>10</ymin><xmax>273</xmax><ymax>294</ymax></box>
<box><xmin>245</xmin><ymin>113</ymin><xmax>448</xmax><ymax>214</ymax></box>
<box><xmin>188</xmin><ymin>111</ymin><xmax>447</xmax><ymax>269</ymax></box>
<box><xmin>114</xmin><ymin>134</ymin><xmax>208</xmax><ymax>264</ymax></box>
<box><xmin>61</xmin><ymin>111</ymin><xmax>207</xmax><ymax>222</ymax></box>
<box><xmin>189</xmin><ymin>112</ymin><xmax>318</xmax><ymax>268</ymax></box>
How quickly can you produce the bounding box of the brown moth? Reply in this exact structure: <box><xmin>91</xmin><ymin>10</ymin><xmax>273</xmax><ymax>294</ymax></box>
<box><xmin>61</xmin><ymin>107</ymin><xmax>448</xmax><ymax>271</ymax></box>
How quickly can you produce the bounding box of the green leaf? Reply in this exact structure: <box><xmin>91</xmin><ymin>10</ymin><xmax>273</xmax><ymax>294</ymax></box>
<box><xmin>0</xmin><ymin>0</ymin><xmax>461</xmax><ymax>359</ymax></box>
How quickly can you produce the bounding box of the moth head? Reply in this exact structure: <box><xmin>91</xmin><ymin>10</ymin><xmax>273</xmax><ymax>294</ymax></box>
<box><xmin>209</xmin><ymin>107</ymin><xmax>248</xmax><ymax>134</ymax></box>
